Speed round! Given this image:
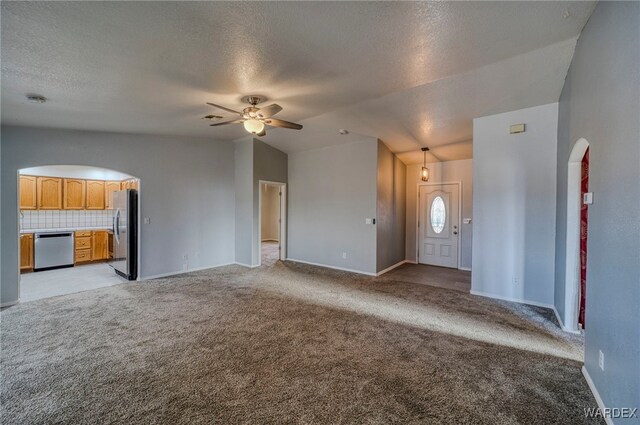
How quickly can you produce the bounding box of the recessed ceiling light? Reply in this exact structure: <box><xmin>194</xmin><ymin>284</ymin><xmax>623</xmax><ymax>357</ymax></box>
<box><xmin>338</xmin><ymin>129</ymin><xmax>349</xmax><ymax>135</ymax></box>
<box><xmin>26</xmin><ymin>94</ymin><xmax>47</xmax><ymax>104</ymax></box>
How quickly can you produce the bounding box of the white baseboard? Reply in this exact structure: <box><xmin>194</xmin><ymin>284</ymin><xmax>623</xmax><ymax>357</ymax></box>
<box><xmin>469</xmin><ymin>289</ymin><xmax>555</xmax><ymax>309</ymax></box>
<box><xmin>552</xmin><ymin>305</ymin><xmax>582</xmax><ymax>334</ymax></box>
<box><xmin>582</xmin><ymin>366</ymin><xmax>614</xmax><ymax>425</ymax></box>
<box><xmin>234</xmin><ymin>262</ymin><xmax>260</xmax><ymax>269</ymax></box>
<box><xmin>405</xmin><ymin>260</ymin><xmax>418</xmax><ymax>264</ymax></box>
<box><xmin>458</xmin><ymin>266</ymin><xmax>472</xmax><ymax>271</ymax></box>
<box><xmin>376</xmin><ymin>260</ymin><xmax>408</xmax><ymax>276</ymax></box>
<box><xmin>1</xmin><ymin>299</ymin><xmax>20</xmax><ymax>308</ymax></box>
<box><xmin>286</xmin><ymin>258</ymin><xmax>376</xmax><ymax>276</ymax></box>
<box><xmin>142</xmin><ymin>263</ymin><xmax>235</xmax><ymax>280</ymax></box>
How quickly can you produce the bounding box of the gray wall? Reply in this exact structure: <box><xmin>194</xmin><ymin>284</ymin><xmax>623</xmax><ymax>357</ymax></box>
<box><xmin>234</xmin><ymin>139</ymin><xmax>254</xmax><ymax>266</ymax></box>
<box><xmin>1</xmin><ymin>125</ymin><xmax>236</xmax><ymax>305</ymax></box>
<box><xmin>554</xmin><ymin>2</ymin><xmax>640</xmax><ymax>416</ymax></box>
<box><xmin>252</xmin><ymin>139</ymin><xmax>287</xmax><ymax>264</ymax></box>
<box><xmin>376</xmin><ymin>140</ymin><xmax>406</xmax><ymax>273</ymax></box>
<box><xmin>288</xmin><ymin>137</ymin><xmax>378</xmax><ymax>275</ymax></box>
<box><xmin>406</xmin><ymin>159</ymin><xmax>473</xmax><ymax>269</ymax></box>
<box><xmin>472</xmin><ymin>103</ymin><xmax>558</xmax><ymax>306</ymax></box>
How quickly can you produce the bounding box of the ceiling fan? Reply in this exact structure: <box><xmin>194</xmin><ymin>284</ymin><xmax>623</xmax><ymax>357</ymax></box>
<box><xmin>203</xmin><ymin>95</ymin><xmax>303</xmax><ymax>137</ymax></box>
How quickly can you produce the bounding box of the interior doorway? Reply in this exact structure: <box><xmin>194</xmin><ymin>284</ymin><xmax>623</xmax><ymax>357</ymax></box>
<box><xmin>417</xmin><ymin>182</ymin><xmax>461</xmax><ymax>268</ymax></box>
<box><xmin>564</xmin><ymin>138</ymin><xmax>590</xmax><ymax>332</ymax></box>
<box><xmin>259</xmin><ymin>181</ymin><xmax>286</xmax><ymax>266</ymax></box>
<box><xmin>17</xmin><ymin>165</ymin><xmax>140</xmax><ymax>302</ymax></box>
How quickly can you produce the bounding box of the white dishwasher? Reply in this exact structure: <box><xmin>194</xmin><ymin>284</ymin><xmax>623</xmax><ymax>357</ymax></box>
<box><xmin>34</xmin><ymin>232</ymin><xmax>74</xmax><ymax>271</ymax></box>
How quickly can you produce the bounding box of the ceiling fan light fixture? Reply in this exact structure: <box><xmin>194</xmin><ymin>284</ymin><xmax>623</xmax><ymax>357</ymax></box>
<box><xmin>243</xmin><ymin>119</ymin><xmax>265</xmax><ymax>135</ymax></box>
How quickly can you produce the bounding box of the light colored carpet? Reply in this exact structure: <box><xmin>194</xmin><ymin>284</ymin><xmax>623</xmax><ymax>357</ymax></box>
<box><xmin>1</xmin><ymin>261</ymin><xmax>601</xmax><ymax>424</ymax></box>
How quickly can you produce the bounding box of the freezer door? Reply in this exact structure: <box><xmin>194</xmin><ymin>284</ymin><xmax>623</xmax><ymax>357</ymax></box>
<box><xmin>112</xmin><ymin>191</ymin><xmax>129</xmax><ymax>275</ymax></box>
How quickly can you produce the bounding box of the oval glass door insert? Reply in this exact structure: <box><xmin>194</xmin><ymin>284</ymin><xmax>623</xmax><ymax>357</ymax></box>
<box><xmin>430</xmin><ymin>196</ymin><xmax>446</xmax><ymax>234</ymax></box>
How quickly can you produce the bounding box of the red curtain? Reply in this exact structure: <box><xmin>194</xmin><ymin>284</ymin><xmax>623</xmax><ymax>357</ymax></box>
<box><xmin>579</xmin><ymin>148</ymin><xmax>589</xmax><ymax>328</ymax></box>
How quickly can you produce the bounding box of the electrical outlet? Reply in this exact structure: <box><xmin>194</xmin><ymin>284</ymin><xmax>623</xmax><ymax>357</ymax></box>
<box><xmin>182</xmin><ymin>254</ymin><xmax>188</xmax><ymax>261</ymax></box>
<box><xmin>342</xmin><ymin>252</ymin><xmax>347</xmax><ymax>259</ymax></box>
<box><xmin>599</xmin><ymin>350</ymin><xmax>604</xmax><ymax>371</ymax></box>
<box><xmin>513</xmin><ymin>277</ymin><xmax>519</xmax><ymax>285</ymax></box>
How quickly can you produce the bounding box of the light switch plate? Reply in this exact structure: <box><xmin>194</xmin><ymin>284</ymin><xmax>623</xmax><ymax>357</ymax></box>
<box><xmin>365</xmin><ymin>218</ymin><xmax>372</xmax><ymax>224</ymax></box>
<box><xmin>583</xmin><ymin>192</ymin><xmax>593</xmax><ymax>205</ymax></box>
<box><xmin>510</xmin><ymin>123</ymin><xmax>526</xmax><ymax>134</ymax></box>
<box><xmin>144</xmin><ymin>217</ymin><xmax>151</xmax><ymax>224</ymax></box>
<box><xmin>463</xmin><ymin>218</ymin><xmax>472</xmax><ymax>224</ymax></box>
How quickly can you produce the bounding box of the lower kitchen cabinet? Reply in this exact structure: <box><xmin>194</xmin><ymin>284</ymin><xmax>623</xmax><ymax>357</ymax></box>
<box><xmin>20</xmin><ymin>233</ymin><xmax>34</xmax><ymax>272</ymax></box>
<box><xmin>75</xmin><ymin>230</ymin><xmax>110</xmax><ymax>265</ymax></box>
<box><xmin>92</xmin><ymin>231</ymin><xmax>108</xmax><ymax>260</ymax></box>
<box><xmin>75</xmin><ymin>231</ymin><xmax>92</xmax><ymax>264</ymax></box>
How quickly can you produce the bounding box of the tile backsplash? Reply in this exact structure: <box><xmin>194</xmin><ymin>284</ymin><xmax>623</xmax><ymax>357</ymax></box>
<box><xmin>21</xmin><ymin>210</ymin><xmax>113</xmax><ymax>230</ymax></box>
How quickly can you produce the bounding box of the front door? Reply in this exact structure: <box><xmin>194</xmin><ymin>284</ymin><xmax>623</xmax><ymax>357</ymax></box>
<box><xmin>418</xmin><ymin>184</ymin><xmax>459</xmax><ymax>268</ymax></box>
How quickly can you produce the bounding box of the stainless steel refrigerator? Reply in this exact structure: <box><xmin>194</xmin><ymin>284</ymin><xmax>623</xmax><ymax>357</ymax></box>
<box><xmin>112</xmin><ymin>189</ymin><xmax>138</xmax><ymax>280</ymax></box>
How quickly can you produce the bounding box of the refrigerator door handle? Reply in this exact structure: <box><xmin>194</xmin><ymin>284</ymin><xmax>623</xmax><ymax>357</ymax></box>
<box><xmin>114</xmin><ymin>209</ymin><xmax>120</xmax><ymax>244</ymax></box>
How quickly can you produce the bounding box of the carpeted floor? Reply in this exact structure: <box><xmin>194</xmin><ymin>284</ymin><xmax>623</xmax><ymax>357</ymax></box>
<box><xmin>1</xmin><ymin>261</ymin><xmax>601</xmax><ymax>424</ymax></box>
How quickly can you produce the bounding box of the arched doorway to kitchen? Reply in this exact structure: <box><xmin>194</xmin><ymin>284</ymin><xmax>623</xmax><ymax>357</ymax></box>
<box><xmin>17</xmin><ymin>165</ymin><xmax>140</xmax><ymax>302</ymax></box>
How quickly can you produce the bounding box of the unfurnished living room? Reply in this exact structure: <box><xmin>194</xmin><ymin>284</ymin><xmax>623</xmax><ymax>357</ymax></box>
<box><xmin>1</xmin><ymin>2</ymin><xmax>638</xmax><ymax>424</ymax></box>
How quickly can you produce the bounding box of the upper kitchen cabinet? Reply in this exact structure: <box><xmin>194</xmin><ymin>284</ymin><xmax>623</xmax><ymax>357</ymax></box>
<box><xmin>37</xmin><ymin>177</ymin><xmax>63</xmax><ymax>209</ymax></box>
<box><xmin>63</xmin><ymin>178</ymin><xmax>86</xmax><ymax>210</ymax></box>
<box><xmin>19</xmin><ymin>175</ymin><xmax>37</xmax><ymax>210</ymax></box>
<box><xmin>105</xmin><ymin>181</ymin><xmax>121</xmax><ymax>210</ymax></box>
<box><xmin>121</xmin><ymin>179</ymin><xmax>138</xmax><ymax>190</ymax></box>
<box><xmin>86</xmin><ymin>180</ymin><xmax>105</xmax><ymax>210</ymax></box>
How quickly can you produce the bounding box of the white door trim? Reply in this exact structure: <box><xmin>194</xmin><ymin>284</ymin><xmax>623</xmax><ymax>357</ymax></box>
<box><xmin>258</xmin><ymin>180</ymin><xmax>287</xmax><ymax>266</ymax></box>
<box><xmin>416</xmin><ymin>181</ymin><xmax>462</xmax><ymax>269</ymax></box>
<box><xmin>563</xmin><ymin>138</ymin><xmax>589</xmax><ymax>332</ymax></box>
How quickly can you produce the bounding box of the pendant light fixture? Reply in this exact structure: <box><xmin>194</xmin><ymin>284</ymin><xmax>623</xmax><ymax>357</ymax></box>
<box><xmin>421</xmin><ymin>147</ymin><xmax>430</xmax><ymax>182</ymax></box>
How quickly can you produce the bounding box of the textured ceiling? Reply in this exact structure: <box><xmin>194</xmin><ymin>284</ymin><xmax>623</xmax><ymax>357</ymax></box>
<box><xmin>1</xmin><ymin>1</ymin><xmax>595</xmax><ymax>163</ymax></box>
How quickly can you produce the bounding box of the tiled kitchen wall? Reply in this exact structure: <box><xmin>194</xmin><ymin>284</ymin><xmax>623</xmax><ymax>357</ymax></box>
<box><xmin>21</xmin><ymin>210</ymin><xmax>113</xmax><ymax>230</ymax></box>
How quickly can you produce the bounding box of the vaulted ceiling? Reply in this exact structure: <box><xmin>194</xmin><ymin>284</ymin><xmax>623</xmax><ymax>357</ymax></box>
<box><xmin>1</xmin><ymin>1</ymin><xmax>595</xmax><ymax>164</ymax></box>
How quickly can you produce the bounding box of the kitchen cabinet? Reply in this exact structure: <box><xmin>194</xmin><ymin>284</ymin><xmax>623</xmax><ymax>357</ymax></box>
<box><xmin>20</xmin><ymin>233</ymin><xmax>34</xmax><ymax>272</ymax></box>
<box><xmin>74</xmin><ymin>231</ymin><xmax>92</xmax><ymax>264</ymax></box>
<box><xmin>105</xmin><ymin>181</ymin><xmax>121</xmax><ymax>209</ymax></box>
<box><xmin>64</xmin><ymin>179</ymin><xmax>86</xmax><ymax>210</ymax></box>
<box><xmin>37</xmin><ymin>177</ymin><xmax>63</xmax><ymax>209</ymax></box>
<box><xmin>121</xmin><ymin>179</ymin><xmax>138</xmax><ymax>190</ymax></box>
<box><xmin>108</xmin><ymin>232</ymin><xmax>114</xmax><ymax>259</ymax></box>
<box><xmin>92</xmin><ymin>231</ymin><xmax>108</xmax><ymax>260</ymax></box>
<box><xmin>75</xmin><ymin>230</ymin><xmax>110</xmax><ymax>264</ymax></box>
<box><xmin>19</xmin><ymin>175</ymin><xmax>37</xmax><ymax>210</ymax></box>
<box><xmin>86</xmin><ymin>180</ymin><xmax>105</xmax><ymax>210</ymax></box>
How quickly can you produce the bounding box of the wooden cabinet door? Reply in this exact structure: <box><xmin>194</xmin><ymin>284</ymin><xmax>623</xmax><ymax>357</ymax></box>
<box><xmin>92</xmin><ymin>231</ymin><xmax>108</xmax><ymax>260</ymax></box>
<box><xmin>37</xmin><ymin>177</ymin><xmax>63</xmax><ymax>209</ymax></box>
<box><xmin>86</xmin><ymin>180</ymin><xmax>105</xmax><ymax>210</ymax></box>
<box><xmin>63</xmin><ymin>179</ymin><xmax>86</xmax><ymax>209</ymax></box>
<box><xmin>20</xmin><ymin>234</ymin><xmax>34</xmax><ymax>271</ymax></box>
<box><xmin>105</xmin><ymin>181</ymin><xmax>121</xmax><ymax>209</ymax></box>
<box><xmin>19</xmin><ymin>175</ymin><xmax>37</xmax><ymax>210</ymax></box>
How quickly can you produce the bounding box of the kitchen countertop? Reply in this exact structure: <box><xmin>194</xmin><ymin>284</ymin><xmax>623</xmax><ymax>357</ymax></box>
<box><xmin>20</xmin><ymin>227</ymin><xmax>112</xmax><ymax>234</ymax></box>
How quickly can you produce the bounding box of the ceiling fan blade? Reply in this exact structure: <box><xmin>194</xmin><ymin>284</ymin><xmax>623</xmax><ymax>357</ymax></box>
<box><xmin>210</xmin><ymin>119</ymin><xmax>245</xmax><ymax>127</ymax></box>
<box><xmin>256</xmin><ymin>104</ymin><xmax>283</xmax><ymax>119</ymax></box>
<box><xmin>264</xmin><ymin>118</ymin><xmax>303</xmax><ymax>130</ymax></box>
<box><xmin>206</xmin><ymin>102</ymin><xmax>242</xmax><ymax>116</ymax></box>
